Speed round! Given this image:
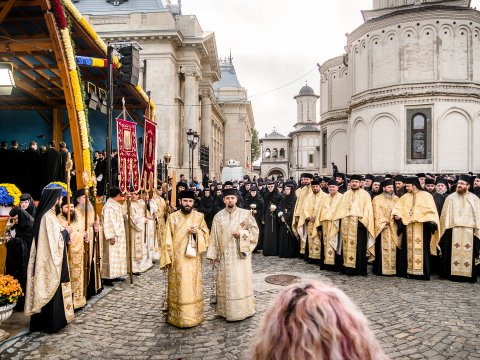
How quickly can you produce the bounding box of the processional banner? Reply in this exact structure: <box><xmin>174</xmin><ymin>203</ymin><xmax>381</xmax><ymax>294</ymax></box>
<box><xmin>141</xmin><ymin>117</ymin><xmax>157</xmax><ymax>191</ymax></box>
<box><xmin>117</xmin><ymin>117</ymin><xmax>140</xmax><ymax>193</ymax></box>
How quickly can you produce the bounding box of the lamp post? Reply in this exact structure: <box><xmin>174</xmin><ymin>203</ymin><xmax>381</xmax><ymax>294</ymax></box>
<box><xmin>186</xmin><ymin>129</ymin><xmax>199</xmax><ymax>184</ymax></box>
<box><xmin>163</xmin><ymin>152</ymin><xmax>171</xmax><ymax>207</ymax></box>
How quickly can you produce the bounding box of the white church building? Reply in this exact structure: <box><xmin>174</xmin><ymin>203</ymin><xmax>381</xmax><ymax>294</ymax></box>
<box><xmin>261</xmin><ymin>0</ymin><xmax>480</xmax><ymax>178</ymax></box>
<box><xmin>320</xmin><ymin>0</ymin><xmax>480</xmax><ymax>175</ymax></box>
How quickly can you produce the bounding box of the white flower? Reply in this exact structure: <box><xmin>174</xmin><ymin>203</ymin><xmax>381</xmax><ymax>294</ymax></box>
<box><xmin>250</xmin><ymin>204</ymin><xmax>257</xmax><ymax>209</ymax></box>
<box><xmin>277</xmin><ymin>211</ymin><xmax>284</xmax><ymax>218</ymax></box>
<box><xmin>270</xmin><ymin>204</ymin><xmax>277</xmax><ymax>212</ymax></box>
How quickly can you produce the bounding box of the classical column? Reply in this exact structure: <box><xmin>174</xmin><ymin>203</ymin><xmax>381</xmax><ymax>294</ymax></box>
<box><xmin>181</xmin><ymin>65</ymin><xmax>201</xmax><ymax>171</ymax></box>
<box><xmin>200</xmin><ymin>89</ymin><xmax>213</xmax><ymax>178</ymax></box>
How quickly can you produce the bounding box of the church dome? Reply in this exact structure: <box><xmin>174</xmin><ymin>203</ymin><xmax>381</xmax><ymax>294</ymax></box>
<box><xmin>298</xmin><ymin>85</ymin><xmax>315</xmax><ymax>95</ymax></box>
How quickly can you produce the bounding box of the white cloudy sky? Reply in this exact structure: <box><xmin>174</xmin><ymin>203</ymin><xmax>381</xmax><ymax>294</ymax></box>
<box><xmin>182</xmin><ymin>0</ymin><xmax>480</xmax><ymax>138</ymax></box>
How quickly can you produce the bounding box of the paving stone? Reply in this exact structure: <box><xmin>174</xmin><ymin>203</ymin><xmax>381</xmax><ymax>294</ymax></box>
<box><xmin>0</xmin><ymin>255</ymin><xmax>478</xmax><ymax>359</ymax></box>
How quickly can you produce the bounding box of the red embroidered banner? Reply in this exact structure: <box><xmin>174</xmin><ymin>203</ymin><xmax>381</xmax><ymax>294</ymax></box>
<box><xmin>117</xmin><ymin>117</ymin><xmax>140</xmax><ymax>193</ymax></box>
<box><xmin>141</xmin><ymin>117</ymin><xmax>157</xmax><ymax>191</ymax></box>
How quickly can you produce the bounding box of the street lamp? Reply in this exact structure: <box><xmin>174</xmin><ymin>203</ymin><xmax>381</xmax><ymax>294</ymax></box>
<box><xmin>163</xmin><ymin>153</ymin><xmax>172</xmax><ymax>207</ymax></box>
<box><xmin>186</xmin><ymin>129</ymin><xmax>199</xmax><ymax>184</ymax></box>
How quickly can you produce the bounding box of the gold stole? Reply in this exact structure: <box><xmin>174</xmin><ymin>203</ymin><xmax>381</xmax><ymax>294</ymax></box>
<box><xmin>61</xmin><ymin>282</ymin><xmax>75</xmax><ymax>323</ymax></box>
<box><xmin>406</xmin><ymin>222</ymin><xmax>424</xmax><ymax>275</ymax></box>
<box><xmin>321</xmin><ymin>221</ymin><xmax>336</xmax><ymax>265</ymax></box>
<box><xmin>451</xmin><ymin>227</ymin><xmax>474</xmax><ymax>277</ymax></box>
<box><xmin>380</xmin><ymin>225</ymin><xmax>397</xmax><ymax>275</ymax></box>
<box><xmin>341</xmin><ymin>216</ymin><xmax>358</xmax><ymax>268</ymax></box>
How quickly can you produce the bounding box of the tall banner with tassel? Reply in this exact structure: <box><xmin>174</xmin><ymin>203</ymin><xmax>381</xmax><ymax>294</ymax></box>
<box><xmin>117</xmin><ymin>116</ymin><xmax>140</xmax><ymax>194</ymax></box>
<box><xmin>141</xmin><ymin>117</ymin><xmax>157</xmax><ymax>191</ymax></box>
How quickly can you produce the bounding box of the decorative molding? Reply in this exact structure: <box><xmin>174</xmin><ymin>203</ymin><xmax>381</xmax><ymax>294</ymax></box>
<box><xmin>91</xmin><ymin>16</ymin><xmax>129</xmax><ymax>25</ymax></box>
<box><xmin>347</xmin><ymin>8</ymin><xmax>480</xmax><ymax>47</ymax></box>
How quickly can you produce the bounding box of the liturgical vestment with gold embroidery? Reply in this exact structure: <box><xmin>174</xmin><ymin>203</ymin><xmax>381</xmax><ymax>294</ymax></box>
<box><xmin>207</xmin><ymin>207</ymin><xmax>259</xmax><ymax>321</ymax></box>
<box><xmin>161</xmin><ymin>210</ymin><xmax>209</xmax><ymax>328</ymax></box>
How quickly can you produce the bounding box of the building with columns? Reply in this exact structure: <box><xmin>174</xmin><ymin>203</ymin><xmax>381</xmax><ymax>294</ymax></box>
<box><xmin>214</xmin><ymin>58</ymin><xmax>255</xmax><ymax>172</ymax></box>
<box><xmin>319</xmin><ymin>0</ymin><xmax>480</xmax><ymax>175</ymax></box>
<box><xmin>260</xmin><ymin>85</ymin><xmax>320</xmax><ymax>179</ymax></box>
<box><xmin>74</xmin><ymin>0</ymin><xmax>254</xmax><ymax>181</ymax></box>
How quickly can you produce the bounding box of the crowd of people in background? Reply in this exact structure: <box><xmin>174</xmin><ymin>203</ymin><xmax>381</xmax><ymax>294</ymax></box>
<box><xmin>0</xmin><ymin>140</ymin><xmax>119</xmax><ymax>198</ymax></box>
<box><xmin>172</xmin><ymin>170</ymin><xmax>480</xmax><ymax>283</ymax></box>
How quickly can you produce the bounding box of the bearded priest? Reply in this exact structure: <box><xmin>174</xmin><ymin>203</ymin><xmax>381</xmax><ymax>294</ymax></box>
<box><xmin>330</xmin><ymin>175</ymin><xmax>375</xmax><ymax>276</ymax></box>
<box><xmin>208</xmin><ymin>188</ymin><xmax>259</xmax><ymax>321</ymax></box>
<box><xmin>392</xmin><ymin>176</ymin><xmax>440</xmax><ymax>280</ymax></box>
<box><xmin>439</xmin><ymin>174</ymin><xmax>480</xmax><ymax>283</ymax></box>
<box><xmin>160</xmin><ymin>190</ymin><xmax>209</xmax><ymax>328</ymax></box>
<box><xmin>25</xmin><ymin>187</ymin><xmax>75</xmax><ymax>333</ymax></box>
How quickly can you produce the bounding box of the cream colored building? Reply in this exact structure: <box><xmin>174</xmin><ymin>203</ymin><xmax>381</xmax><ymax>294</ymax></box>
<box><xmin>320</xmin><ymin>0</ymin><xmax>480</xmax><ymax>175</ymax></box>
<box><xmin>260</xmin><ymin>85</ymin><xmax>320</xmax><ymax>179</ymax></box>
<box><xmin>74</xmin><ymin>1</ymin><xmax>254</xmax><ymax>181</ymax></box>
<box><xmin>214</xmin><ymin>58</ymin><xmax>255</xmax><ymax>172</ymax></box>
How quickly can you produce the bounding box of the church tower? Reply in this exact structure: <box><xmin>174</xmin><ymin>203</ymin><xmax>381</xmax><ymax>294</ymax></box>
<box><xmin>293</xmin><ymin>83</ymin><xmax>319</xmax><ymax>130</ymax></box>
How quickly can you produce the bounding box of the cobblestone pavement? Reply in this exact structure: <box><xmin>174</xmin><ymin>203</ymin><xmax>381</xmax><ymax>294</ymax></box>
<box><xmin>1</xmin><ymin>254</ymin><xmax>479</xmax><ymax>360</ymax></box>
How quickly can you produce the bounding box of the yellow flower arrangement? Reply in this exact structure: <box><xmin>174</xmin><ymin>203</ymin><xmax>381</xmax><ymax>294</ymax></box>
<box><xmin>0</xmin><ymin>183</ymin><xmax>21</xmax><ymax>207</ymax></box>
<box><xmin>0</xmin><ymin>275</ymin><xmax>23</xmax><ymax>306</ymax></box>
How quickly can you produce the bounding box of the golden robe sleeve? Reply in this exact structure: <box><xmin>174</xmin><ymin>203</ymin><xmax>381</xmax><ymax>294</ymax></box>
<box><xmin>195</xmin><ymin>212</ymin><xmax>210</xmax><ymax>254</ymax></box>
<box><xmin>160</xmin><ymin>215</ymin><xmax>174</xmax><ymax>268</ymax></box>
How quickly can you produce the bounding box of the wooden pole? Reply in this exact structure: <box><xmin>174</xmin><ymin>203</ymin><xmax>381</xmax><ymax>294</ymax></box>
<box><xmin>66</xmin><ymin>152</ymin><xmax>73</xmax><ymax>258</ymax></box>
<box><xmin>91</xmin><ymin>171</ymin><xmax>102</xmax><ymax>292</ymax></box>
<box><xmin>126</xmin><ymin>193</ymin><xmax>134</xmax><ymax>284</ymax></box>
<box><xmin>83</xmin><ymin>172</ymin><xmax>91</xmax><ymax>299</ymax></box>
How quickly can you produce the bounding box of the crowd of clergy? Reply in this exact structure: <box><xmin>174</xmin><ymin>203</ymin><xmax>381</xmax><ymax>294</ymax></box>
<box><xmin>4</xmin><ymin>166</ymin><xmax>480</xmax><ymax>335</ymax></box>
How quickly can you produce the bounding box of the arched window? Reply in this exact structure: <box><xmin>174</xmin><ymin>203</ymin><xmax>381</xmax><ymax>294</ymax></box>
<box><xmin>264</xmin><ymin>148</ymin><xmax>271</xmax><ymax>158</ymax></box>
<box><xmin>411</xmin><ymin>113</ymin><xmax>427</xmax><ymax>159</ymax></box>
<box><xmin>272</xmin><ymin>148</ymin><xmax>278</xmax><ymax>158</ymax></box>
<box><xmin>279</xmin><ymin>148</ymin><xmax>285</xmax><ymax>158</ymax></box>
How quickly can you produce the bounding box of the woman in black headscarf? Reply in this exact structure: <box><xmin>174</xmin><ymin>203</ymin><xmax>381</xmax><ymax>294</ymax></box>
<box><xmin>198</xmin><ymin>188</ymin><xmax>215</xmax><ymax>229</ymax></box>
<box><xmin>278</xmin><ymin>183</ymin><xmax>299</xmax><ymax>258</ymax></box>
<box><xmin>244</xmin><ymin>185</ymin><xmax>265</xmax><ymax>252</ymax></box>
<box><xmin>19</xmin><ymin>193</ymin><xmax>36</xmax><ymax>218</ymax></box>
<box><xmin>262</xmin><ymin>181</ymin><xmax>283</xmax><ymax>256</ymax></box>
<box><xmin>25</xmin><ymin>186</ymin><xmax>74</xmax><ymax>333</ymax></box>
<box><xmin>5</xmin><ymin>206</ymin><xmax>34</xmax><ymax>310</ymax></box>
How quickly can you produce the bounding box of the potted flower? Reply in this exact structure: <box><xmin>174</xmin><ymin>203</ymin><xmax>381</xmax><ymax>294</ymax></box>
<box><xmin>0</xmin><ymin>184</ymin><xmax>21</xmax><ymax>216</ymax></box>
<box><xmin>0</xmin><ymin>275</ymin><xmax>23</xmax><ymax>320</ymax></box>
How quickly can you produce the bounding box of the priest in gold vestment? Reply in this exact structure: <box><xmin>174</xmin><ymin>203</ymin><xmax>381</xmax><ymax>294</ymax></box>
<box><xmin>300</xmin><ymin>178</ymin><xmax>327</xmax><ymax>263</ymax></box>
<box><xmin>152</xmin><ymin>187</ymin><xmax>167</xmax><ymax>262</ymax></box>
<box><xmin>125</xmin><ymin>192</ymin><xmax>152</xmax><ymax>274</ymax></box>
<box><xmin>292</xmin><ymin>173</ymin><xmax>313</xmax><ymax>254</ymax></box>
<box><xmin>160</xmin><ymin>190</ymin><xmax>209</xmax><ymax>328</ymax></box>
<box><xmin>439</xmin><ymin>175</ymin><xmax>480</xmax><ymax>283</ymax></box>
<box><xmin>101</xmin><ymin>187</ymin><xmax>127</xmax><ymax>280</ymax></box>
<box><xmin>372</xmin><ymin>179</ymin><xmax>400</xmax><ymax>276</ymax></box>
<box><xmin>330</xmin><ymin>175</ymin><xmax>375</xmax><ymax>276</ymax></box>
<box><xmin>57</xmin><ymin>198</ymin><xmax>88</xmax><ymax>309</ymax></box>
<box><xmin>207</xmin><ymin>188</ymin><xmax>259</xmax><ymax>321</ymax></box>
<box><xmin>314</xmin><ymin>179</ymin><xmax>343</xmax><ymax>271</ymax></box>
<box><xmin>25</xmin><ymin>187</ymin><xmax>75</xmax><ymax>333</ymax></box>
<box><xmin>75</xmin><ymin>189</ymin><xmax>102</xmax><ymax>297</ymax></box>
<box><xmin>392</xmin><ymin>176</ymin><xmax>440</xmax><ymax>280</ymax></box>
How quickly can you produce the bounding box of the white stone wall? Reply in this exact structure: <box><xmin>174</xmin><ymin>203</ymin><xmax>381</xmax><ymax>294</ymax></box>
<box><xmin>319</xmin><ymin>6</ymin><xmax>480</xmax><ymax>174</ymax></box>
<box><xmin>260</xmin><ymin>138</ymin><xmax>289</xmax><ymax>178</ymax></box>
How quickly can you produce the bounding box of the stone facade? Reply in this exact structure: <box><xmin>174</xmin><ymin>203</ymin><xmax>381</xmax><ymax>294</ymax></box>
<box><xmin>319</xmin><ymin>0</ymin><xmax>480</xmax><ymax>175</ymax></box>
<box><xmin>74</xmin><ymin>1</ymin><xmax>253</xmax><ymax>181</ymax></box>
<box><xmin>214</xmin><ymin>59</ymin><xmax>255</xmax><ymax>172</ymax></box>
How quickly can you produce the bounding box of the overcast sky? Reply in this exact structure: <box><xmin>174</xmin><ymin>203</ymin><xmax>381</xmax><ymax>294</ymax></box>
<box><xmin>182</xmin><ymin>0</ymin><xmax>480</xmax><ymax>139</ymax></box>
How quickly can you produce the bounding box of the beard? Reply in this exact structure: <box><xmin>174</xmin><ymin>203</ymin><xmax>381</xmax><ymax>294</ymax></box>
<box><xmin>78</xmin><ymin>202</ymin><xmax>94</xmax><ymax>213</ymax></box>
<box><xmin>383</xmin><ymin>192</ymin><xmax>393</xmax><ymax>198</ymax></box>
<box><xmin>457</xmin><ymin>187</ymin><xmax>468</xmax><ymax>195</ymax></box>
<box><xmin>181</xmin><ymin>205</ymin><xmax>192</xmax><ymax>214</ymax></box>
<box><xmin>227</xmin><ymin>203</ymin><xmax>236</xmax><ymax>209</ymax></box>
<box><xmin>62</xmin><ymin>210</ymin><xmax>76</xmax><ymax>222</ymax></box>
